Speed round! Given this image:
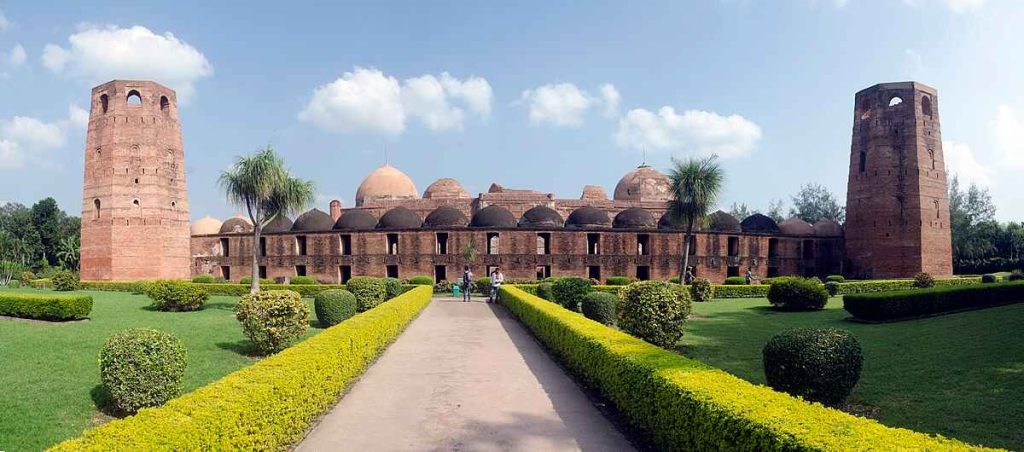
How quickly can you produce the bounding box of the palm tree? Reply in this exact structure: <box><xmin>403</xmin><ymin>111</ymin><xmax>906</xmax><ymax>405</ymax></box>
<box><xmin>219</xmin><ymin>146</ymin><xmax>315</xmax><ymax>293</ymax></box>
<box><xmin>666</xmin><ymin>155</ymin><xmax>724</xmax><ymax>285</ymax></box>
<box><xmin>56</xmin><ymin>235</ymin><xmax>79</xmax><ymax>271</ymax></box>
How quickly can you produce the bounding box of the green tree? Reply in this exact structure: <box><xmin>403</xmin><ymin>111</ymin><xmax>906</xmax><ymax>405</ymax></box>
<box><xmin>948</xmin><ymin>176</ymin><xmax>998</xmax><ymax>271</ymax></box>
<box><xmin>0</xmin><ymin>203</ymin><xmax>42</xmax><ymax>265</ymax></box>
<box><xmin>219</xmin><ymin>146</ymin><xmax>315</xmax><ymax>293</ymax></box>
<box><xmin>789</xmin><ymin>183</ymin><xmax>845</xmax><ymax>223</ymax></box>
<box><xmin>728</xmin><ymin>202</ymin><xmax>755</xmax><ymax>220</ymax></box>
<box><xmin>31</xmin><ymin>198</ymin><xmax>65</xmax><ymax>266</ymax></box>
<box><xmin>667</xmin><ymin>155</ymin><xmax>725</xmax><ymax>285</ymax></box>
<box><xmin>57</xmin><ymin>235</ymin><xmax>80</xmax><ymax>271</ymax></box>
<box><xmin>766</xmin><ymin>198</ymin><xmax>786</xmax><ymax>223</ymax></box>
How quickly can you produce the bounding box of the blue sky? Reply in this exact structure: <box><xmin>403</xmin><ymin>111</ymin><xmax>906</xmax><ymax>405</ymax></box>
<box><xmin>0</xmin><ymin>0</ymin><xmax>1021</xmax><ymax>221</ymax></box>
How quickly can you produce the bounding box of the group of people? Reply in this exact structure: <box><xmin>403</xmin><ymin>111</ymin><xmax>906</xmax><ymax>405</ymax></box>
<box><xmin>459</xmin><ymin>265</ymin><xmax>504</xmax><ymax>303</ymax></box>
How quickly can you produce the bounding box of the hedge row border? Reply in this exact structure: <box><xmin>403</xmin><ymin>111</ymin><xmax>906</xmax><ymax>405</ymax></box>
<box><xmin>844</xmin><ymin>281</ymin><xmax>1024</xmax><ymax>322</ymax></box>
<box><xmin>0</xmin><ymin>292</ymin><xmax>93</xmax><ymax>321</ymax></box>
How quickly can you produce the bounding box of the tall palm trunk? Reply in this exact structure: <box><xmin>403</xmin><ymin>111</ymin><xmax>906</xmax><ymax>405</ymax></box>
<box><xmin>680</xmin><ymin>221</ymin><xmax>694</xmax><ymax>285</ymax></box>
<box><xmin>250</xmin><ymin>226</ymin><xmax>261</xmax><ymax>294</ymax></box>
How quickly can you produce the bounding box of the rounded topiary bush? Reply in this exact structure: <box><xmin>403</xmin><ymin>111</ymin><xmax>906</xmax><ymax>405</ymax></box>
<box><xmin>581</xmin><ymin>291</ymin><xmax>618</xmax><ymax>325</ymax></box>
<box><xmin>314</xmin><ymin>289</ymin><xmax>357</xmax><ymax>327</ymax></box>
<box><xmin>536</xmin><ymin>282</ymin><xmax>554</xmax><ymax>301</ymax></box>
<box><xmin>290</xmin><ymin>276</ymin><xmax>317</xmax><ymax>285</ymax></box>
<box><xmin>913</xmin><ymin>272</ymin><xmax>935</xmax><ymax>288</ymax></box>
<box><xmin>383</xmin><ymin>277</ymin><xmax>403</xmax><ymax>299</ymax></box>
<box><xmin>239</xmin><ymin>276</ymin><xmax>272</xmax><ymax>285</ymax></box>
<box><xmin>763</xmin><ymin>328</ymin><xmax>863</xmax><ymax>406</ymax></box>
<box><xmin>52</xmin><ymin>270</ymin><xmax>79</xmax><ymax>291</ymax></box>
<box><xmin>472</xmin><ymin>277</ymin><xmax>492</xmax><ymax>294</ymax></box>
<box><xmin>619</xmin><ymin>281</ymin><xmax>692</xmax><ymax>347</ymax></box>
<box><xmin>144</xmin><ymin>280</ymin><xmax>209</xmax><ymax>311</ymax></box>
<box><xmin>825</xmin><ymin>274</ymin><xmax>846</xmax><ymax>283</ymax></box>
<box><xmin>824</xmin><ymin>281</ymin><xmax>840</xmax><ymax>297</ymax></box>
<box><xmin>604</xmin><ymin>276</ymin><xmax>633</xmax><ymax>286</ymax></box>
<box><xmin>191</xmin><ymin>274</ymin><xmax>216</xmax><ymax>283</ymax></box>
<box><xmin>1009</xmin><ymin>270</ymin><xmax>1024</xmax><ymax>282</ymax></box>
<box><xmin>346</xmin><ymin>277</ymin><xmax>387</xmax><ymax>311</ymax></box>
<box><xmin>20</xmin><ymin>270</ymin><xmax>35</xmax><ymax>283</ymax></box>
<box><xmin>690</xmin><ymin>277</ymin><xmax>714</xmax><ymax>302</ymax></box>
<box><xmin>767</xmin><ymin>277</ymin><xmax>828</xmax><ymax>311</ymax></box>
<box><xmin>981</xmin><ymin>273</ymin><xmax>997</xmax><ymax>283</ymax></box>
<box><xmin>723</xmin><ymin>276</ymin><xmax>748</xmax><ymax>285</ymax></box>
<box><xmin>99</xmin><ymin>328</ymin><xmax>187</xmax><ymax>414</ymax></box>
<box><xmin>406</xmin><ymin>275</ymin><xmax>434</xmax><ymax>285</ymax></box>
<box><xmin>551</xmin><ymin>277</ymin><xmax>593</xmax><ymax>311</ymax></box>
<box><xmin>235</xmin><ymin>290</ymin><xmax>309</xmax><ymax>355</ymax></box>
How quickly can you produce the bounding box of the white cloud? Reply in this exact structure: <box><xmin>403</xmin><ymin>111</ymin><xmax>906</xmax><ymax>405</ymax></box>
<box><xmin>901</xmin><ymin>0</ymin><xmax>986</xmax><ymax>12</ymax></box>
<box><xmin>994</xmin><ymin>105</ymin><xmax>1024</xmax><ymax>169</ymax></box>
<box><xmin>615</xmin><ymin>107</ymin><xmax>762</xmax><ymax>158</ymax></box>
<box><xmin>521</xmin><ymin>83</ymin><xmax>592</xmax><ymax>127</ymax></box>
<box><xmin>0</xmin><ymin>10</ymin><xmax>8</xmax><ymax>31</ymax></box>
<box><xmin>42</xmin><ymin>25</ymin><xmax>212</xmax><ymax>102</ymax></box>
<box><xmin>8</xmin><ymin>44</ymin><xmax>25</xmax><ymax>66</ymax></box>
<box><xmin>299</xmin><ymin>67</ymin><xmax>492</xmax><ymax>135</ymax></box>
<box><xmin>68</xmin><ymin>105</ymin><xmax>90</xmax><ymax>129</ymax></box>
<box><xmin>943</xmin><ymin>140</ymin><xmax>991</xmax><ymax>187</ymax></box>
<box><xmin>0</xmin><ymin>106</ymin><xmax>89</xmax><ymax>170</ymax></box>
<box><xmin>2</xmin><ymin>117</ymin><xmax>66</xmax><ymax>150</ymax></box>
<box><xmin>600</xmin><ymin>84</ymin><xmax>620</xmax><ymax>118</ymax></box>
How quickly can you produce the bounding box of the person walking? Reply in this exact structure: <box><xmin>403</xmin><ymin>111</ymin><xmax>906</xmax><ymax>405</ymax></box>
<box><xmin>489</xmin><ymin>267</ymin><xmax>505</xmax><ymax>303</ymax></box>
<box><xmin>745</xmin><ymin>267</ymin><xmax>755</xmax><ymax>285</ymax></box>
<box><xmin>461</xmin><ymin>266</ymin><xmax>473</xmax><ymax>302</ymax></box>
<box><xmin>684</xmin><ymin>266</ymin><xmax>695</xmax><ymax>285</ymax></box>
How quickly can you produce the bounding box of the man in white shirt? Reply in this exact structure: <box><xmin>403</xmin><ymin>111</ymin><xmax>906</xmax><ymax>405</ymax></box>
<box><xmin>489</xmin><ymin>267</ymin><xmax>505</xmax><ymax>303</ymax></box>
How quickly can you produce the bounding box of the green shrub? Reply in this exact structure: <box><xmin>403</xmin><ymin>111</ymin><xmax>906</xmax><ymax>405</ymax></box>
<box><xmin>191</xmin><ymin>274</ymin><xmax>216</xmax><ymax>283</ymax></box>
<box><xmin>618</xmin><ymin>281</ymin><xmax>691</xmax><ymax>347</ymax></box>
<box><xmin>913</xmin><ymin>272</ymin><xmax>935</xmax><ymax>288</ymax></box>
<box><xmin>690</xmin><ymin>278</ymin><xmax>713</xmax><ymax>302</ymax></box>
<box><xmin>473</xmin><ymin>277</ymin><xmax>492</xmax><ymax>294</ymax></box>
<box><xmin>713</xmin><ymin>284</ymin><xmax>770</xmax><ymax>298</ymax></box>
<box><xmin>144</xmin><ymin>280</ymin><xmax>209</xmax><ymax>311</ymax></box>
<box><xmin>604</xmin><ymin>276</ymin><xmax>633</xmax><ymax>286</ymax></box>
<box><xmin>239</xmin><ymin>276</ymin><xmax>273</xmax><ymax>285</ymax></box>
<box><xmin>433</xmin><ymin>280</ymin><xmax>454</xmax><ymax>294</ymax></box>
<box><xmin>290</xmin><ymin>276</ymin><xmax>317</xmax><ymax>285</ymax></box>
<box><xmin>536</xmin><ymin>282</ymin><xmax>554</xmax><ymax>301</ymax></box>
<box><xmin>1009</xmin><ymin>270</ymin><xmax>1024</xmax><ymax>281</ymax></box>
<box><xmin>551</xmin><ymin>277</ymin><xmax>593</xmax><ymax>311</ymax></box>
<box><xmin>99</xmin><ymin>328</ymin><xmax>187</xmax><ymax>414</ymax></box>
<box><xmin>844</xmin><ymin>281</ymin><xmax>1024</xmax><ymax>321</ymax></box>
<box><xmin>981</xmin><ymin>273</ymin><xmax>997</xmax><ymax>283</ymax></box>
<box><xmin>406</xmin><ymin>275</ymin><xmax>434</xmax><ymax>285</ymax></box>
<box><xmin>8</xmin><ymin>280</ymin><xmax>20</xmax><ymax>288</ymax></box>
<box><xmin>0</xmin><ymin>292</ymin><xmax>92</xmax><ymax>320</ymax></box>
<box><xmin>314</xmin><ymin>289</ymin><xmax>357</xmax><ymax>327</ymax></box>
<box><xmin>581</xmin><ymin>291</ymin><xmax>618</xmax><ymax>325</ymax></box>
<box><xmin>763</xmin><ymin>328</ymin><xmax>863</xmax><ymax>407</ymax></box>
<box><xmin>824</xmin><ymin>281</ymin><xmax>840</xmax><ymax>297</ymax></box>
<box><xmin>825</xmin><ymin>275</ymin><xmax>846</xmax><ymax>283</ymax></box>
<box><xmin>52</xmin><ymin>270</ymin><xmax>79</xmax><ymax>291</ymax></box>
<box><xmin>767</xmin><ymin>277</ymin><xmax>828</xmax><ymax>311</ymax></box>
<box><xmin>30</xmin><ymin>278</ymin><xmax>52</xmax><ymax>289</ymax></box>
<box><xmin>20</xmin><ymin>270</ymin><xmax>35</xmax><ymax>282</ymax></box>
<box><xmin>383</xmin><ymin>277</ymin><xmax>403</xmax><ymax>299</ymax></box>
<box><xmin>668</xmin><ymin>276</ymin><xmax>681</xmax><ymax>284</ymax></box>
<box><xmin>346</xmin><ymin>277</ymin><xmax>388</xmax><ymax>311</ymax></box>
<box><xmin>723</xmin><ymin>276</ymin><xmax>747</xmax><ymax>285</ymax></box>
<box><xmin>235</xmin><ymin>290</ymin><xmax>309</xmax><ymax>355</ymax></box>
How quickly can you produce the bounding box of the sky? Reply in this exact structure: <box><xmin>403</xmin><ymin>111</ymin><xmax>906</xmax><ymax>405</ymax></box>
<box><xmin>0</xmin><ymin>0</ymin><xmax>1021</xmax><ymax>222</ymax></box>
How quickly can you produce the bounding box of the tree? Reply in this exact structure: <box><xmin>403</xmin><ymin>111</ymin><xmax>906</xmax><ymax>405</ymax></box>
<box><xmin>766</xmin><ymin>198</ymin><xmax>786</xmax><ymax>224</ymax></box>
<box><xmin>728</xmin><ymin>202</ymin><xmax>755</xmax><ymax>220</ymax></box>
<box><xmin>57</xmin><ymin>235</ymin><xmax>80</xmax><ymax>271</ymax></box>
<box><xmin>31</xmin><ymin>198</ymin><xmax>65</xmax><ymax>266</ymax></box>
<box><xmin>219</xmin><ymin>146</ymin><xmax>315</xmax><ymax>293</ymax></box>
<box><xmin>666</xmin><ymin>155</ymin><xmax>724</xmax><ymax>285</ymax></box>
<box><xmin>948</xmin><ymin>176</ymin><xmax>998</xmax><ymax>271</ymax></box>
<box><xmin>0</xmin><ymin>203</ymin><xmax>42</xmax><ymax>265</ymax></box>
<box><xmin>461</xmin><ymin>242</ymin><xmax>478</xmax><ymax>265</ymax></box>
<box><xmin>789</xmin><ymin>183</ymin><xmax>845</xmax><ymax>223</ymax></box>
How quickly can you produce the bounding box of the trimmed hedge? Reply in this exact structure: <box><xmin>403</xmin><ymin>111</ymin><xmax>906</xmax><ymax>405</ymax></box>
<box><xmin>844</xmin><ymin>281</ymin><xmax>1024</xmax><ymax>321</ymax></box>
<box><xmin>768</xmin><ymin>277</ymin><xmax>828</xmax><ymax>311</ymax></box>
<box><xmin>713</xmin><ymin>284</ymin><xmax>770</xmax><ymax>299</ymax></box>
<box><xmin>52</xmin><ymin>285</ymin><xmax>433</xmax><ymax>450</ymax></box>
<box><xmin>314</xmin><ymin>289</ymin><xmax>357</xmax><ymax>327</ymax></box>
<box><xmin>825</xmin><ymin>275</ymin><xmax>846</xmax><ymax>283</ymax></box>
<box><xmin>723</xmin><ymin>276</ymin><xmax>748</xmax><ymax>285</ymax></box>
<box><xmin>406</xmin><ymin>275</ymin><xmax>434</xmax><ymax>285</ymax></box>
<box><xmin>834</xmin><ymin>277</ymin><xmax>980</xmax><ymax>295</ymax></box>
<box><xmin>191</xmin><ymin>274</ymin><xmax>216</xmax><ymax>283</ymax></box>
<box><xmin>346</xmin><ymin>277</ymin><xmax>388</xmax><ymax>312</ymax></box>
<box><xmin>690</xmin><ymin>278</ymin><xmax>713</xmax><ymax>302</ymax></box>
<box><xmin>144</xmin><ymin>281</ymin><xmax>209</xmax><ymax>311</ymax></box>
<box><xmin>497</xmin><ymin>286</ymin><xmax>989</xmax><ymax>451</ymax></box>
<box><xmin>79</xmin><ymin>280</ymin><xmax>348</xmax><ymax>298</ymax></box>
<box><xmin>552</xmin><ymin>277</ymin><xmax>593</xmax><ymax>311</ymax></box>
<box><xmin>0</xmin><ymin>292</ymin><xmax>93</xmax><ymax>320</ymax></box>
<box><xmin>236</xmin><ymin>290</ymin><xmax>310</xmax><ymax>354</ymax></box>
<box><xmin>289</xmin><ymin>276</ymin><xmax>317</xmax><ymax>285</ymax></box>
<box><xmin>618</xmin><ymin>281</ymin><xmax>691</xmax><ymax>347</ymax></box>
<box><xmin>239</xmin><ymin>276</ymin><xmax>273</xmax><ymax>285</ymax></box>
<box><xmin>99</xmin><ymin>328</ymin><xmax>187</xmax><ymax>414</ymax></box>
<box><xmin>52</xmin><ymin>271</ymin><xmax>80</xmax><ymax>291</ymax></box>
<box><xmin>763</xmin><ymin>328</ymin><xmax>863</xmax><ymax>406</ymax></box>
<box><xmin>604</xmin><ymin>276</ymin><xmax>633</xmax><ymax>286</ymax></box>
<box><xmin>581</xmin><ymin>291</ymin><xmax>618</xmax><ymax>325</ymax></box>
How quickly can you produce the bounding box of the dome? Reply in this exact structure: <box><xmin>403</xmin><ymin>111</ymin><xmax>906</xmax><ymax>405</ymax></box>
<box><xmin>613</xmin><ymin>165</ymin><xmax>672</xmax><ymax>202</ymax></box>
<box><xmin>566</xmin><ymin>206</ymin><xmax>611</xmax><ymax>229</ymax></box>
<box><xmin>470</xmin><ymin>205</ymin><xmax>517</xmax><ymax>228</ymax></box>
<box><xmin>355</xmin><ymin>164</ymin><xmax>419</xmax><ymax>207</ymax></box>
<box><xmin>707</xmin><ymin>211</ymin><xmax>741</xmax><ymax>232</ymax></box>
<box><xmin>377</xmin><ymin>206</ymin><xmax>422</xmax><ymax>229</ymax></box>
<box><xmin>263</xmin><ymin>214</ymin><xmax>294</xmax><ymax>233</ymax></box>
<box><xmin>813</xmin><ymin>219</ymin><xmax>844</xmax><ymax>237</ymax></box>
<box><xmin>581</xmin><ymin>185</ymin><xmax>608</xmax><ymax>201</ymax></box>
<box><xmin>613</xmin><ymin>207</ymin><xmax>656</xmax><ymax>229</ymax></box>
<box><xmin>423</xmin><ymin>178</ymin><xmax>470</xmax><ymax>199</ymax></box>
<box><xmin>220</xmin><ymin>215</ymin><xmax>253</xmax><ymax>234</ymax></box>
<box><xmin>191</xmin><ymin>216</ymin><xmax>222</xmax><ymax>236</ymax></box>
<box><xmin>519</xmin><ymin>206</ymin><xmax>564</xmax><ymax>229</ymax></box>
<box><xmin>292</xmin><ymin>208</ymin><xmax>334</xmax><ymax>232</ymax></box>
<box><xmin>658</xmin><ymin>211</ymin><xmax>687</xmax><ymax>230</ymax></box>
<box><xmin>779</xmin><ymin>217</ymin><xmax>815</xmax><ymax>236</ymax></box>
<box><xmin>334</xmin><ymin>209</ymin><xmax>378</xmax><ymax>231</ymax></box>
<box><xmin>740</xmin><ymin>213</ymin><xmax>780</xmax><ymax>234</ymax></box>
<box><xmin>423</xmin><ymin>205</ymin><xmax>469</xmax><ymax>228</ymax></box>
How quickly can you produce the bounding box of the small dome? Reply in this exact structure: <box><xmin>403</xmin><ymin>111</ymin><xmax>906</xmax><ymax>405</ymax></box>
<box><xmin>191</xmin><ymin>215</ymin><xmax>222</xmax><ymax>236</ymax></box>
<box><xmin>566</xmin><ymin>206</ymin><xmax>611</xmax><ymax>229</ymax></box>
<box><xmin>780</xmin><ymin>217</ymin><xmax>815</xmax><ymax>236</ymax></box>
<box><xmin>658</xmin><ymin>211</ymin><xmax>688</xmax><ymax>230</ymax></box>
<box><xmin>355</xmin><ymin>164</ymin><xmax>419</xmax><ymax>207</ymax></box>
<box><xmin>220</xmin><ymin>215</ymin><xmax>253</xmax><ymax>234</ymax></box>
<box><xmin>813</xmin><ymin>219</ymin><xmax>843</xmax><ymax>237</ymax></box>
<box><xmin>613</xmin><ymin>207</ymin><xmax>656</xmax><ymax>229</ymax></box>
<box><xmin>519</xmin><ymin>206</ymin><xmax>564</xmax><ymax>229</ymax></box>
<box><xmin>740</xmin><ymin>213</ymin><xmax>780</xmax><ymax>234</ymax></box>
<box><xmin>613</xmin><ymin>165</ymin><xmax>672</xmax><ymax>202</ymax></box>
<box><xmin>292</xmin><ymin>208</ymin><xmax>334</xmax><ymax>232</ymax></box>
<box><xmin>334</xmin><ymin>209</ymin><xmax>378</xmax><ymax>231</ymax></box>
<box><xmin>581</xmin><ymin>185</ymin><xmax>608</xmax><ymax>201</ymax></box>
<box><xmin>423</xmin><ymin>178</ymin><xmax>470</xmax><ymax>199</ymax></box>
<box><xmin>470</xmin><ymin>205</ymin><xmax>517</xmax><ymax>228</ymax></box>
<box><xmin>424</xmin><ymin>205</ymin><xmax>469</xmax><ymax>228</ymax></box>
<box><xmin>263</xmin><ymin>214</ymin><xmax>294</xmax><ymax>233</ymax></box>
<box><xmin>377</xmin><ymin>206</ymin><xmax>422</xmax><ymax>229</ymax></box>
<box><xmin>707</xmin><ymin>210</ymin><xmax>741</xmax><ymax>232</ymax></box>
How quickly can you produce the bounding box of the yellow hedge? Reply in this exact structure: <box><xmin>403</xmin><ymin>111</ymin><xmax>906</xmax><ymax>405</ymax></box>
<box><xmin>49</xmin><ymin>285</ymin><xmax>433</xmax><ymax>451</ymax></box>
<box><xmin>498</xmin><ymin>286</ymin><xmax>998</xmax><ymax>451</ymax></box>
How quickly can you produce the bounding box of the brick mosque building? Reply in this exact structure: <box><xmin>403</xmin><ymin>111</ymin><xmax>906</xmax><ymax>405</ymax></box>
<box><xmin>80</xmin><ymin>80</ymin><xmax>952</xmax><ymax>283</ymax></box>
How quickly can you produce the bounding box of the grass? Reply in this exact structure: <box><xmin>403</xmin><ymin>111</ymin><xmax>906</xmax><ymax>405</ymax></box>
<box><xmin>679</xmin><ymin>297</ymin><xmax>1024</xmax><ymax>450</ymax></box>
<box><xmin>0</xmin><ymin>288</ymin><xmax>323</xmax><ymax>452</ymax></box>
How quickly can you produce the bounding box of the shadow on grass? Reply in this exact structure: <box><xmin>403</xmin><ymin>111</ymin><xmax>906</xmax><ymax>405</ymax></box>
<box><xmin>89</xmin><ymin>384</ymin><xmax>127</xmax><ymax>419</ymax></box>
<box><xmin>215</xmin><ymin>340</ymin><xmax>263</xmax><ymax>357</ymax></box>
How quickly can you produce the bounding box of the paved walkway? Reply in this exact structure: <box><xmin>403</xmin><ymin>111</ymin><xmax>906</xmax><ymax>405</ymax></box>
<box><xmin>298</xmin><ymin>298</ymin><xmax>634</xmax><ymax>452</ymax></box>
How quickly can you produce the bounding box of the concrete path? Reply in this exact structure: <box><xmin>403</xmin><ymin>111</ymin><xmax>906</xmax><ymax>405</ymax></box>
<box><xmin>298</xmin><ymin>298</ymin><xmax>634</xmax><ymax>452</ymax></box>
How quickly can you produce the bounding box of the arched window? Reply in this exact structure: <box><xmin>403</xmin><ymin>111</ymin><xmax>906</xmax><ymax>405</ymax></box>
<box><xmin>100</xmin><ymin>94</ymin><xmax>109</xmax><ymax>114</ymax></box>
<box><xmin>160</xmin><ymin>96</ymin><xmax>170</xmax><ymax>112</ymax></box>
<box><xmin>93</xmin><ymin>199</ymin><xmax>101</xmax><ymax>219</ymax></box>
<box><xmin>934</xmin><ymin>200</ymin><xmax>940</xmax><ymax>219</ymax></box>
<box><xmin>921</xmin><ymin>95</ymin><xmax>933</xmax><ymax>117</ymax></box>
<box><xmin>133</xmin><ymin>199</ymin><xmax>140</xmax><ymax>207</ymax></box>
<box><xmin>859</xmin><ymin>151</ymin><xmax>866</xmax><ymax>173</ymax></box>
<box><xmin>888</xmin><ymin>96</ymin><xmax>903</xmax><ymax>107</ymax></box>
<box><xmin>127</xmin><ymin>90</ymin><xmax>142</xmax><ymax>106</ymax></box>
<box><xmin>928</xmin><ymin>149</ymin><xmax>936</xmax><ymax>170</ymax></box>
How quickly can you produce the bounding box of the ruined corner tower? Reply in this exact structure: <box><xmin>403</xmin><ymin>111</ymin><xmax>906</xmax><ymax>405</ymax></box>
<box><xmin>845</xmin><ymin>82</ymin><xmax>952</xmax><ymax>278</ymax></box>
<box><xmin>80</xmin><ymin>80</ymin><xmax>191</xmax><ymax>280</ymax></box>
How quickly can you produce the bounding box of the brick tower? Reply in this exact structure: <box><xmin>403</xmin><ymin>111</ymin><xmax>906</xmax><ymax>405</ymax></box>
<box><xmin>845</xmin><ymin>82</ymin><xmax>952</xmax><ymax>278</ymax></box>
<box><xmin>80</xmin><ymin>80</ymin><xmax>191</xmax><ymax>280</ymax></box>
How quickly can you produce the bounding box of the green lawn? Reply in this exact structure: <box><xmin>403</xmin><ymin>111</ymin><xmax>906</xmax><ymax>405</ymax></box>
<box><xmin>0</xmin><ymin>288</ymin><xmax>323</xmax><ymax>452</ymax></box>
<box><xmin>679</xmin><ymin>297</ymin><xmax>1024</xmax><ymax>450</ymax></box>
